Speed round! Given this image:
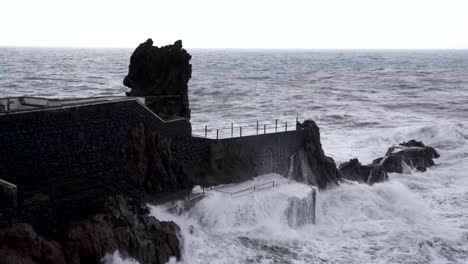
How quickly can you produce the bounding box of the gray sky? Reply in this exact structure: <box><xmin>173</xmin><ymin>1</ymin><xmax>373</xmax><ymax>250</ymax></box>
<box><xmin>1</xmin><ymin>0</ymin><xmax>467</xmax><ymax>49</ymax></box>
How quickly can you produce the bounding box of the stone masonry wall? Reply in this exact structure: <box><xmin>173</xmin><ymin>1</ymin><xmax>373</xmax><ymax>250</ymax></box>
<box><xmin>0</xmin><ymin>99</ymin><xmax>191</xmax><ymax>226</ymax></box>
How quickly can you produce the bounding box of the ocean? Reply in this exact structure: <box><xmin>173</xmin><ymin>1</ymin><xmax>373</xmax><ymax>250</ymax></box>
<box><xmin>1</xmin><ymin>48</ymin><xmax>467</xmax><ymax>263</ymax></box>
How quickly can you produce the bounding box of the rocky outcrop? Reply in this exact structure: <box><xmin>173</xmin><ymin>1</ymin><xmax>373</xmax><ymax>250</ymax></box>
<box><xmin>297</xmin><ymin>120</ymin><xmax>341</xmax><ymax>189</ymax></box>
<box><xmin>124</xmin><ymin>39</ymin><xmax>192</xmax><ymax>120</ymax></box>
<box><xmin>0</xmin><ymin>195</ymin><xmax>181</xmax><ymax>264</ymax></box>
<box><xmin>121</xmin><ymin>123</ymin><xmax>190</xmax><ymax>195</ymax></box>
<box><xmin>340</xmin><ymin>140</ymin><xmax>440</xmax><ymax>185</ymax></box>
<box><xmin>339</xmin><ymin>158</ymin><xmax>388</xmax><ymax>184</ymax></box>
<box><xmin>373</xmin><ymin>140</ymin><xmax>440</xmax><ymax>173</ymax></box>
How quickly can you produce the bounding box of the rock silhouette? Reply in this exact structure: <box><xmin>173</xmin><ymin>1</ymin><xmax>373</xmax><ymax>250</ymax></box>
<box><xmin>340</xmin><ymin>140</ymin><xmax>440</xmax><ymax>185</ymax></box>
<box><xmin>295</xmin><ymin>120</ymin><xmax>341</xmax><ymax>189</ymax></box>
<box><xmin>124</xmin><ymin>39</ymin><xmax>192</xmax><ymax>120</ymax></box>
<box><xmin>339</xmin><ymin>158</ymin><xmax>388</xmax><ymax>184</ymax></box>
<box><xmin>373</xmin><ymin>140</ymin><xmax>440</xmax><ymax>173</ymax></box>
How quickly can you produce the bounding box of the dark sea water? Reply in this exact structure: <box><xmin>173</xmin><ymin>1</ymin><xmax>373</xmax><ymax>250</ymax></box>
<box><xmin>1</xmin><ymin>48</ymin><xmax>468</xmax><ymax>264</ymax></box>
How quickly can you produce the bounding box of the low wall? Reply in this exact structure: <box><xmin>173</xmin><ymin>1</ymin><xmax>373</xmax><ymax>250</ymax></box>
<box><xmin>171</xmin><ymin>130</ymin><xmax>306</xmax><ymax>186</ymax></box>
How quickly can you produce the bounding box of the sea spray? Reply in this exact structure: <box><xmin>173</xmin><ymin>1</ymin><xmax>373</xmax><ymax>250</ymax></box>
<box><xmin>102</xmin><ymin>251</ymin><xmax>139</xmax><ymax>264</ymax></box>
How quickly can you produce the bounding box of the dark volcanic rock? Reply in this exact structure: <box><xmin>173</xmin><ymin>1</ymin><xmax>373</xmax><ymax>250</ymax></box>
<box><xmin>124</xmin><ymin>39</ymin><xmax>192</xmax><ymax>120</ymax></box>
<box><xmin>121</xmin><ymin>123</ymin><xmax>190</xmax><ymax>194</ymax></box>
<box><xmin>339</xmin><ymin>158</ymin><xmax>388</xmax><ymax>184</ymax></box>
<box><xmin>297</xmin><ymin>120</ymin><xmax>341</xmax><ymax>189</ymax></box>
<box><xmin>373</xmin><ymin>140</ymin><xmax>440</xmax><ymax>173</ymax></box>
<box><xmin>0</xmin><ymin>196</ymin><xmax>181</xmax><ymax>264</ymax></box>
<box><xmin>0</xmin><ymin>223</ymin><xmax>67</xmax><ymax>264</ymax></box>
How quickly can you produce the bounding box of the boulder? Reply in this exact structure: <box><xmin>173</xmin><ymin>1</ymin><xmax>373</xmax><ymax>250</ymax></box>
<box><xmin>373</xmin><ymin>140</ymin><xmax>440</xmax><ymax>173</ymax></box>
<box><xmin>339</xmin><ymin>158</ymin><xmax>388</xmax><ymax>184</ymax></box>
<box><xmin>124</xmin><ymin>39</ymin><xmax>192</xmax><ymax>120</ymax></box>
<box><xmin>0</xmin><ymin>195</ymin><xmax>181</xmax><ymax>264</ymax></box>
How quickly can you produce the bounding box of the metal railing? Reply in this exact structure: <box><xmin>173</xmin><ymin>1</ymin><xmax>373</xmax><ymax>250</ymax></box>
<box><xmin>211</xmin><ymin>181</ymin><xmax>276</xmax><ymax>198</ymax></box>
<box><xmin>193</xmin><ymin>117</ymin><xmax>302</xmax><ymax>139</ymax></box>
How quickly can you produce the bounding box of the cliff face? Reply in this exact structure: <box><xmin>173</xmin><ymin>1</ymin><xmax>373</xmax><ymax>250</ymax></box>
<box><xmin>121</xmin><ymin>123</ymin><xmax>190</xmax><ymax>195</ymax></box>
<box><xmin>123</xmin><ymin>39</ymin><xmax>192</xmax><ymax>120</ymax></box>
<box><xmin>293</xmin><ymin>120</ymin><xmax>341</xmax><ymax>189</ymax></box>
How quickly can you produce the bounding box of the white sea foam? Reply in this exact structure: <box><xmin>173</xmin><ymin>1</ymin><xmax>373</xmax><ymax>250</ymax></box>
<box><xmin>101</xmin><ymin>251</ymin><xmax>139</xmax><ymax>264</ymax></box>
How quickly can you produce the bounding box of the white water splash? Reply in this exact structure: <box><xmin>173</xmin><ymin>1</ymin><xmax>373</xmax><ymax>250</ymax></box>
<box><xmin>101</xmin><ymin>251</ymin><xmax>139</xmax><ymax>264</ymax></box>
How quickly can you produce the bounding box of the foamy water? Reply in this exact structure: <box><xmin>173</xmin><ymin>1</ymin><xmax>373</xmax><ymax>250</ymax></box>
<box><xmin>1</xmin><ymin>48</ymin><xmax>467</xmax><ymax>263</ymax></box>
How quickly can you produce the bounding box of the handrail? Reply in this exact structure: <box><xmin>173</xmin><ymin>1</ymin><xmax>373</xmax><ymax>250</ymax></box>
<box><xmin>211</xmin><ymin>181</ymin><xmax>276</xmax><ymax>198</ymax></box>
<box><xmin>193</xmin><ymin>117</ymin><xmax>303</xmax><ymax>139</ymax></box>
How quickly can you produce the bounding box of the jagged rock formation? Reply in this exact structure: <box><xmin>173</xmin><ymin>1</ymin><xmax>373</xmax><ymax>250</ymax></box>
<box><xmin>373</xmin><ymin>140</ymin><xmax>440</xmax><ymax>173</ymax></box>
<box><xmin>0</xmin><ymin>196</ymin><xmax>181</xmax><ymax>264</ymax></box>
<box><xmin>296</xmin><ymin>120</ymin><xmax>341</xmax><ymax>189</ymax></box>
<box><xmin>124</xmin><ymin>39</ymin><xmax>192</xmax><ymax>120</ymax></box>
<box><xmin>340</xmin><ymin>140</ymin><xmax>440</xmax><ymax>185</ymax></box>
<box><xmin>339</xmin><ymin>158</ymin><xmax>388</xmax><ymax>184</ymax></box>
<box><xmin>121</xmin><ymin>123</ymin><xmax>189</xmax><ymax>195</ymax></box>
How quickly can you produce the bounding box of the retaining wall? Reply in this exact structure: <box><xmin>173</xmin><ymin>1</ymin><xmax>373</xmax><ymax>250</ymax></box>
<box><xmin>172</xmin><ymin>130</ymin><xmax>306</xmax><ymax>186</ymax></box>
<box><xmin>0</xmin><ymin>99</ymin><xmax>191</xmax><ymax>226</ymax></box>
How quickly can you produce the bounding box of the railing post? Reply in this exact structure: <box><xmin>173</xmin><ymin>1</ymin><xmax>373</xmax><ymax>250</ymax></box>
<box><xmin>203</xmin><ymin>187</ymin><xmax>205</xmax><ymax>195</ymax></box>
<box><xmin>273</xmin><ymin>181</ymin><xmax>275</xmax><ymax>187</ymax></box>
<box><xmin>296</xmin><ymin>116</ymin><xmax>299</xmax><ymax>125</ymax></box>
<box><xmin>256</xmin><ymin>121</ymin><xmax>259</xmax><ymax>134</ymax></box>
<box><xmin>240</xmin><ymin>127</ymin><xmax>242</xmax><ymax>137</ymax></box>
<box><xmin>264</xmin><ymin>124</ymin><xmax>266</xmax><ymax>134</ymax></box>
<box><xmin>205</xmin><ymin>125</ymin><xmax>207</xmax><ymax>137</ymax></box>
<box><xmin>231</xmin><ymin>123</ymin><xmax>233</xmax><ymax>137</ymax></box>
<box><xmin>285</xmin><ymin>122</ymin><xmax>288</xmax><ymax>131</ymax></box>
<box><xmin>216</xmin><ymin>129</ymin><xmax>219</xmax><ymax>140</ymax></box>
<box><xmin>275</xmin><ymin>119</ymin><xmax>278</xmax><ymax>132</ymax></box>
<box><xmin>312</xmin><ymin>188</ymin><xmax>316</xmax><ymax>224</ymax></box>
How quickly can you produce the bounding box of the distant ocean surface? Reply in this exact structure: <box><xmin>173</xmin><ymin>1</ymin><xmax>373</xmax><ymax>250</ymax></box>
<box><xmin>1</xmin><ymin>48</ymin><xmax>468</xmax><ymax>263</ymax></box>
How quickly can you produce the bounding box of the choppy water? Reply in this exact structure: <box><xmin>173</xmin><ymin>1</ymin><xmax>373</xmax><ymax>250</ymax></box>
<box><xmin>1</xmin><ymin>48</ymin><xmax>468</xmax><ymax>263</ymax></box>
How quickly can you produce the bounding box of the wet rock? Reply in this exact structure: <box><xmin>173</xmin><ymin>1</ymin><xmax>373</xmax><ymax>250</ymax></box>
<box><xmin>373</xmin><ymin>140</ymin><xmax>440</xmax><ymax>173</ymax></box>
<box><xmin>0</xmin><ymin>195</ymin><xmax>181</xmax><ymax>264</ymax></box>
<box><xmin>121</xmin><ymin>123</ymin><xmax>190</xmax><ymax>194</ymax></box>
<box><xmin>124</xmin><ymin>39</ymin><xmax>192</xmax><ymax>120</ymax></box>
<box><xmin>0</xmin><ymin>223</ymin><xmax>67</xmax><ymax>264</ymax></box>
<box><xmin>297</xmin><ymin>120</ymin><xmax>341</xmax><ymax>189</ymax></box>
<box><xmin>339</xmin><ymin>158</ymin><xmax>388</xmax><ymax>184</ymax></box>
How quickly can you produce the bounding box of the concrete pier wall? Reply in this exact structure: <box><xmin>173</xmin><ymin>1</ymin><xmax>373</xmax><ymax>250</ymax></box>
<box><xmin>174</xmin><ymin>131</ymin><xmax>305</xmax><ymax>186</ymax></box>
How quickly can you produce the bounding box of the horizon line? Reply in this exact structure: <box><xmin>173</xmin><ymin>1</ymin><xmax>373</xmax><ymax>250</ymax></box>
<box><xmin>1</xmin><ymin>45</ymin><xmax>468</xmax><ymax>51</ymax></box>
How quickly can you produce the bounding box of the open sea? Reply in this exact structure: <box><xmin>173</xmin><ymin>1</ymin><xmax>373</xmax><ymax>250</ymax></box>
<box><xmin>1</xmin><ymin>48</ymin><xmax>468</xmax><ymax>264</ymax></box>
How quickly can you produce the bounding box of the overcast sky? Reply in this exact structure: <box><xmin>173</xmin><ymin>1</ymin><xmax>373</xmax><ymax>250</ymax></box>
<box><xmin>1</xmin><ymin>0</ymin><xmax>467</xmax><ymax>49</ymax></box>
